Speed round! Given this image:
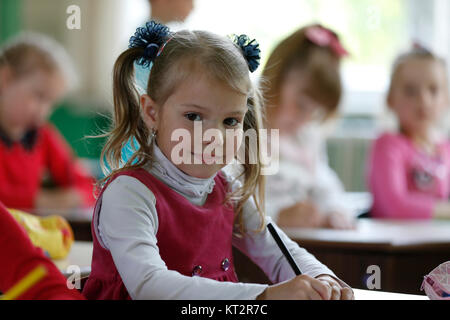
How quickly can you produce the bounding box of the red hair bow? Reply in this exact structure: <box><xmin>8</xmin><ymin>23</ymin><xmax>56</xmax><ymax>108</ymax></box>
<box><xmin>305</xmin><ymin>26</ymin><xmax>349</xmax><ymax>58</ymax></box>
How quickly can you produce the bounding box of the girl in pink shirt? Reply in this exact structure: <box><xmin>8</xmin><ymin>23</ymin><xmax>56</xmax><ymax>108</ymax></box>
<box><xmin>368</xmin><ymin>46</ymin><xmax>450</xmax><ymax>220</ymax></box>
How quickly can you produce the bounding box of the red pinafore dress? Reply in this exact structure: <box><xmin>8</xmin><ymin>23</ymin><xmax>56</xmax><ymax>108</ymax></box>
<box><xmin>82</xmin><ymin>168</ymin><xmax>238</xmax><ymax>300</ymax></box>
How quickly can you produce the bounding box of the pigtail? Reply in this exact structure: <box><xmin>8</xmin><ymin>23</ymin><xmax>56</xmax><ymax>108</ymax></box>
<box><xmin>99</xmin><ymin>48</ymin><xmax>152</xmax><ymax>186</ymax></box>
<box><xmin>98</xmin><ymin>22</ymin><xmax>172</xmax><ymax>188</ymax></box>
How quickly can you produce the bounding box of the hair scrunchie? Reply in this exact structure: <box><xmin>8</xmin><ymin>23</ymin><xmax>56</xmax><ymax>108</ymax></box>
<box><xmin>231</xmin><ymin>34</ymin><xmax>261</xmax><ymax>73</ymax></box>
<box><xmin>129</xmin><ymin>21</ymin><xmax>172</xmax><ymax>68</ymax></box>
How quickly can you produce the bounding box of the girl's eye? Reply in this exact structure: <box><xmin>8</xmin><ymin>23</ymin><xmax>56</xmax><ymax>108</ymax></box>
<box><xmin>224</xmin><ymin>118</ymin><xmax>240</xmax><ymax>127</ymax></box>
<box><xmin>185</xmin><ymin>113</ymin><xmax>202</xmax><ymax>122</ymax></box>
<box><xmin>429</xmin><ymin>85</ymin><xmax>438</xmax><ymax>96</ymax></box>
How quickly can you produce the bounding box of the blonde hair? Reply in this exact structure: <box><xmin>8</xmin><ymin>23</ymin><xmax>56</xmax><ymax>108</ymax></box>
<box><xmin>101</xmin><ymin>29</ymin><xmax>266</xmax><ymax>234</ymax></box>
<box><xmin>0</xmin><ymin>32</ymin><xmax>78</xmax><ymax>91</ymax></box>
<box><xmin>262</xmin><ymin>24</ymin><xmax>343</xmax><ymax>121</ymax></box>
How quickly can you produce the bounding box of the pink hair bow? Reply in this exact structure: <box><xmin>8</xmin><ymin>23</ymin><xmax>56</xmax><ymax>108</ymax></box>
<box><xmin>305</xmin><ymin>26</ymin><xmax>349</xmax><ymax>58</ymax></box>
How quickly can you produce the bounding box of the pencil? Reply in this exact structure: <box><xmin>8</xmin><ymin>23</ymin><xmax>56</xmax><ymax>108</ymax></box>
<box><xmin>267</xmin><ymin>222</ymin><xmax>302</xmax><ymax>275</ymax></box>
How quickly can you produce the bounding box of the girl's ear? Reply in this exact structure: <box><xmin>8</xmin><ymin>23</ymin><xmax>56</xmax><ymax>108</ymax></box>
<box><xmin>140</xmin><ymin>94</ymin><xmax>160</xmax><ymax>130</ymax></box>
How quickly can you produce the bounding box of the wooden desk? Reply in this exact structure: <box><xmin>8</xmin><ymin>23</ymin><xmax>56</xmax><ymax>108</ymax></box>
<box><xmin>233</xmin><ymin>218</ymin><xmax>450</xmax><ymax>295</ymax></box>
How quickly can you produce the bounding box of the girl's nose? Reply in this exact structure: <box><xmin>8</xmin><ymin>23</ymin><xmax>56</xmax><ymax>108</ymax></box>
<box><xmin>422</xmin><ymin>90</ymin><xmax>434</xmax><ymax>105</ymax></box>
<box><xmin>203</xmin><ymin>127</ymin><xmax>225</xmax><ymax>147</ymax></box>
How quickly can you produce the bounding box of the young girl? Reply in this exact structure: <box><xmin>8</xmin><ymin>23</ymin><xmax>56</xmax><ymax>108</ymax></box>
<box><xmin>0</xmin><ymin>33</ymin><xmax>95</xmax><ymax>212</ymax></box>
<box><xmin>82</xmin><ymin>21</ymin><xmax>353</xmax><ymax>300</ymax></box>
<box><xmin>368</xmin><ymin>46</ymin><xmax>450</xmax><ymax>220</ymax></box>
<box><xmin>261</xmin><ymin>24</ymin><xmax>355</xmax><ymax>229</ymax></box>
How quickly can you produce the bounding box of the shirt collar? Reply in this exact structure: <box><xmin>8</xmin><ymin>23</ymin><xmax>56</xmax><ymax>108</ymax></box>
<box><xmin>0</xmin><ymin>127</ymin><xmax>38</xmax><ymax>151</ymax></box>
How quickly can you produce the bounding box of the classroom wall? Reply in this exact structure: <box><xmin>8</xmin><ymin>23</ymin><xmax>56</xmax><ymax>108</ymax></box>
<box><xmin>327</xmin><ymin>137</ymin><xmax>371</xmax><ymax>192</ymax></box>
<box><xmin>19</xmin><ymin>0</ymin><xmax>148</xmax><ymax>108</ymax></box>
<box><xmin>21</xmin><ymin>0</ymin><xmax>123</xmax><ymax>107</ymax></box>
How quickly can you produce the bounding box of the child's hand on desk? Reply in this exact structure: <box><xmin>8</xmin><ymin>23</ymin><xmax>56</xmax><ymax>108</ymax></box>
<box><xmin>35</xmin><ymin>188</ymin><xmax>82</xmax><ymax>213</ymax></box>
<box><xmin>315</xmin><ymin>274</ymin><xmax>354</xmax><ymax>300</ymax></box>
<box><xmin>324</xmin><ymin>211</ymin><xmax>356</xmax><ymax>230</ymax></box>
<box><xmin>277</xmin><ymin>201</ymin><xmax>325</xmax><ymax>228</ymax></box>
<box><xmin>256</xmin><ymin>274</ymin><xmax>352</xmax><ymax>300</ymax></box>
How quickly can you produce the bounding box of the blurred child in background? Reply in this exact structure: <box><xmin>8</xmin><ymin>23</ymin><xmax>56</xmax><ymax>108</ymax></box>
<box><xmin>368</xmin><ymin>45</ymin><xmax>450</xmax><ymax>220</ymax></box>
<box><xmin>262</xmin><ymin>24</ymin><xmax>355</xmax><ymax>229</ymax></box>
<box><xmin>148</xmin><ymin>0</ymin><xmax>194</xmax><ymax>24</ymax></box>
<box><xmin>0</xmin><ymin>33</ymin><xmax>95</xmax><ymax>213</ymax></box>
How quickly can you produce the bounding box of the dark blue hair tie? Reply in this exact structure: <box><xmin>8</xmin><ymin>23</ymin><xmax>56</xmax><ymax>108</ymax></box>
<box><xmin>144</xmin><ymin>43</ymin><xmax>160</xmax><ymax>61</ymax></box>
<box><xmin>232</xmin><ymin>34</ymin><xmax>261</xmax><ymax>73</ymax></box>
<box><xmin>129</xmin><ymin>21</ymin><xmax>172</xmax><ymax>67</ymax></box>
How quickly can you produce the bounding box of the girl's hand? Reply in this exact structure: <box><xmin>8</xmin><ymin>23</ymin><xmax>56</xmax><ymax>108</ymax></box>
<box><xmin>35</xmin><ymin>188</ymin><xmax>82</xmax><ymax>213</ymax></box>
<box><xmin>256</xmin><ymin>274</ymin><xmax>336</xmax><ymax>300</ymax></box>
<box><xmin>323</xmin><ymin>211</ymin><xmax>356</xmax><ymax>230</ymax></box>
<box><xmin>277</xmin><ymin>201</ymin><xmax>325</xmax><ymax>228</ymax></box>
<box><xmin>315</xmin><ymin>274</ymin><xmax>355</xmax><ymax>300</ymax></box>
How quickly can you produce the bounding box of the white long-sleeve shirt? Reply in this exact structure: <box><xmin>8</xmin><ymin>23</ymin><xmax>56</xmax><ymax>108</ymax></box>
<box><xmin>96</xmin><ymin>143</ymin><xmax>340</xmax><ymax>300</ymax></box>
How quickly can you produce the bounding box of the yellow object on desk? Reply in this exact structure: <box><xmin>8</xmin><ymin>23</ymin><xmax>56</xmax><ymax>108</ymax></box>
<box><xmin>8</xmin><ymin>209</ymin><xmax>74</xmax><ymax>260</ymax></box>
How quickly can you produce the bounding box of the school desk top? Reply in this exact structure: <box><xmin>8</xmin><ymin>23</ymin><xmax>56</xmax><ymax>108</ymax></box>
<box><xmin>282</xmin><ymin>218</ymin><xmax>450</xmax><ymax>250</ymax></box>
